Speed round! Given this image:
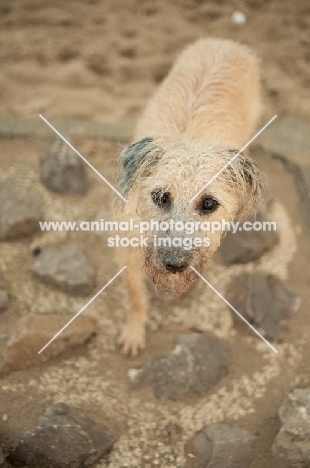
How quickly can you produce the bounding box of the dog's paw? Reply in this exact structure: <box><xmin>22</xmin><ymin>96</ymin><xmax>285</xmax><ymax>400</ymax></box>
<box><xmin>118</xmin><ymin>322</ymin><xmax>145</xmax><ymax>357</ymax></box>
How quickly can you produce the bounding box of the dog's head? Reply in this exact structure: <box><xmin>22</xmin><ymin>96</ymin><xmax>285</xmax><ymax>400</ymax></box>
<box><xmin>119</xmin><ymin>134</ymin><xmax>265</xmax><ymax>296</ymax></box>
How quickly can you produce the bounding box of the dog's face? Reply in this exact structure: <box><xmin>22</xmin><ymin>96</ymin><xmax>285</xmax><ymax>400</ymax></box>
<box><xmin>119</xmin><ymin>134</ymin><xmax>264</xmax><ymax>297</ymax></box>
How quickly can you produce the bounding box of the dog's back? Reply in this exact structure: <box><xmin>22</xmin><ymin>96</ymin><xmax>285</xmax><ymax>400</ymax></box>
<box><xmin>135</xmin><ymin>38</ymin><xmax>261</xmax><ymax>147</ymax></box>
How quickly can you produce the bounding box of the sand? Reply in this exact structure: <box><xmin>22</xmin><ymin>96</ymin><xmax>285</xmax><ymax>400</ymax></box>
<box><xmin>0</xmin><ymin>1</ymin><xmax>310</xmax><ymax>467</ymax></box>
<box><xmin>0</xmin><ymin>0</ymin><xmax>309</xmax><ymax>125</ymax></box>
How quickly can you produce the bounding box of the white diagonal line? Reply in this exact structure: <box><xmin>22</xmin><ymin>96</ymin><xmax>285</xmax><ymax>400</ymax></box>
<box><xmin>189</xmin><ymin>115</ymin><xmax>277</xmax><ymax>202</ymax></box>
<box><xmin>39</xmin><ymin>114</ymin><xmax>128</xmax><ymax>203</ymax></box>
<box><xmin>38</xmin><ymin>266</ymin><xmax>127</xmax><ymax>354</ymax></box>
<box><xmin>190</xmin><ymin>266</ymin><xmax>278</xmax><ymax>354</ymax></box>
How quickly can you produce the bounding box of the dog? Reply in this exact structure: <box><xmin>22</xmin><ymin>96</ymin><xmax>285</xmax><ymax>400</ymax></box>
<box><xmin>117</xmin><ymin>38</ymin><xmax>264</xmax><ymax>356</ymax></box>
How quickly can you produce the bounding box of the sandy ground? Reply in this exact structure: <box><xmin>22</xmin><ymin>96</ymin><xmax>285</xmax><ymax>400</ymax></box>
<box><xmin>0</xmin><ymin>0</ymin><xmax>310</xmax><ymax>125</ymax></box>
<box><xmin>0</xmin><ymin>137</ymin><xmax>309</xmax><ymax>468</ymax></box>
<box><xmin>0</xmin><ymin>1</ymin><xmax>310</xmax><ymax>467</ymax></box>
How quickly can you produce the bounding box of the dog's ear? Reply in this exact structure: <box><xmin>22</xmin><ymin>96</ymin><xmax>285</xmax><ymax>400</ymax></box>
<box><xmin>119</xmin><ymin>137</ymin><xmax>155</xmax><ymax>195</ymax></box>
<box><xmin>228</xmin><ymin>150</ymin><xmax>266</xmax><ymax>219</ymax></box>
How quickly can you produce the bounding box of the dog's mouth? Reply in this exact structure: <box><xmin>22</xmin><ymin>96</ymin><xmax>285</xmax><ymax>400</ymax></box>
<box><xmin>143</xmin><ymin>246</ymin><xmax>208</xmax><ymax>297</ymax></box>
<box><xmin>148</xmin><ymin>265</ymin><xmax>198</xmax><ymax>298</ymax></box>
<box><xmin>156</xmin><ymin>271</ymin><xmax>196</xmax><ymax>297</ymax></box>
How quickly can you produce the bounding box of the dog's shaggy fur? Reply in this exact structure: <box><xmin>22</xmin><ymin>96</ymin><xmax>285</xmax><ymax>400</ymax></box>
<box><xmin>117</xmin><ymin>38</ymin><xmax>265</xmax><ymax>356</ymax></box>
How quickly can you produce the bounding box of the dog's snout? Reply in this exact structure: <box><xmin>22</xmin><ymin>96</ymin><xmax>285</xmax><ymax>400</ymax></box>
<box><xmin>162</xmin><ymin>252</ymin><xmax>189</xmax><ymax>274</ymax></box>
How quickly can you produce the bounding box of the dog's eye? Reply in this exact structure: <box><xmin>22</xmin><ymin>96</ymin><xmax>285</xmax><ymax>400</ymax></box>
<box><xmin>151</xmin><ymin>190</ymin><xmax>171</xmax><ymax>208</ymax></box>
<box><xmin>201</xmin><ymin>197</ymin><xmax>218</xmax><ymax>213</ymax></box>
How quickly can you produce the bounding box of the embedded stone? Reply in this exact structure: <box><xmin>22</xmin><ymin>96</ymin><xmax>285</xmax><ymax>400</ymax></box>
<box><xmin>0</xmin><ymin>314</ymin><xmax>98</xmax><ymax>373</ymax></box>
<box><xmin>11</xmin><ymin>402</ymin><xmax>116</xmax><ymax>468</ymax></box>
<box><xmin>185</xmin><ymin>423</ymin><xmax>256</xmax><ymax>468</ymax></box>
<box><xmin>0</xmin><ymin>176</ymin><xmax>43</xmax><ymax>240</ymax></box>
<box><xmin>226</xmin><ymin>272</ymin><xmax>300</xmax><ymax>340</ymax></box>
<box><xmin>32</xmin><ymin>242</ymin><xmax>96</xmax><ymax>295</ymax></box>
<box><xmin>41</xmin><ymin>139</ymin><xmax>89</xmax><ymax>195</ymax></box>
<box><xmin>129</xmin><ymin>333</ymin><xmax>232</xmax><ymax>401</ymax></box>
<box><xmin>219</xmin><ymin>209</ymin><xmax>279</xmax><ymax>264</ymax></box>
<box><xmin>258</xmin><ymin>116</ymin><xmax>310</xmax><ymax>224</ymax></box>
<box><xmin>272</xmin><ymin>388</ymin><xmax>310</xmax><ymax>465</ymax></box>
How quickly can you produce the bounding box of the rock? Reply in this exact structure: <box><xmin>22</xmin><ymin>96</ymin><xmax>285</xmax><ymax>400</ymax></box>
<box><xmin>226</xmin><ymin>272</ymin><xmax>300</xmax><ymax>340</ymax></box>
<box><xmin>32</xmin><ymin>242</ymin><xmax>96</xmax><ymax>295</ymax></box>
<box><xmin>41</xmin><ymin>139</ymin><xmax>89</xmax><ymax>195</ymax></box>
<box><xmin>219</xmin><ymin>200</ymin><xmax>279</xmax><ymax>264</ymax></box>
<box><xmin>272</xmin><ymin>388</ymin><xmax>310</xmax><ymax>466</ymax></box>
<box><xmin>257</xmin><ymin>116</ymin><xmax>310</xmax><ymax>224</ymax></box>
<box><xmin>185</xmin><ymin>423</ymin><xmax>256</xmax><ymax>468</ymax></box>
<box><xmin>0</xmin><ymin>313</ymin><xmax>98</xmax><ymax>373</ymax></box>
<box><xmin>0</xmin><ymin>176</ymin><xmax>43</xmax><ymax>240</ymax></box>
<box><xmin>258</xmin><ymin>116</ymin><xmax>310</xmax><ymax>170</ymax></box>
<box><xmin>256</xmin><ymin>188</ymin><xmax>275</xmax><ymax>216</ymax></box>
<box><xmin>0</xmin><ymin>289</ymin><xmax>9</xmax><ymax>311</ymax></box>
<box><xmin>11</xmin><ymin>402</ymin><xmax>116</xmax><ymax>468</ymax></box>
<box><xmin>129</xmin><ymin>333</ymin><xmax>232</xmax><ymax>401</ymax></box>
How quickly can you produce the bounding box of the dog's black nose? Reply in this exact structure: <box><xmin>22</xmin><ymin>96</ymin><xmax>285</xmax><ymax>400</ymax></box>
<box><xmin>165</xmin><ymin>263</ymin><xmax>187</xmax><ymax>273</ymax></box>
<box><xmin>163</xmin><ymin>253</ymin><xmax>188</xmax><ymax>274</ymax></box>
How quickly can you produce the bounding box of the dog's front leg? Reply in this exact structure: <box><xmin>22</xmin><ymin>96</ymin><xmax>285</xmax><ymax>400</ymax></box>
<box><xmin>118</xmin><ymin>247</ymin><xmax>147</xmax><ymax>356</ymax></box>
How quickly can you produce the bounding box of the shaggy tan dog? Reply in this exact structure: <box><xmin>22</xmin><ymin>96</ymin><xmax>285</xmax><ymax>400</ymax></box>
<box><xmin>117</xmin><ymin>38</ymin><xmax>264</xmax><ymax>356</ymax></box>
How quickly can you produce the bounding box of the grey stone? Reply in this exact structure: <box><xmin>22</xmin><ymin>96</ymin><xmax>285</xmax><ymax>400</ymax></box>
<box><xmin>41</xmin><ymin>139</ymin><xmax>89</xmax><ymax>195</ymax></box>
<box><xmin>0</xmin><ymin>289</ymin><xmax>9</xmax><ymax>311</ymax></box>
<box><xmin>0</xmin><ymin>176</ymin><xmax>43</xmax><ymax>240</ymax></box>
<box><xmin>256</xmin><ymin>188</ymin><xmax>275</xmax><ymax>216</ymax></box>
<box><xmin>258</xmin><ymin>116</ymin><xmax>310</xmax><ymax>171</ymax></box>
<box><xmin>185</xmin><ymin>423</ymin><xmax>256</xmax><ymax>468</ymax></box>
<box><xmin>11</xmin><ymin>402</ymin><xmax>116</xmax><ymax>468</ymax></box>
<box><xmin>272</xmin><ymin>388</ymin><xmax>310</xmax><ymax>466</ymax></box>
<box><xmin>32</xmin><ymin>242</ymin><xmax>96</xmax><ymax>295</ymax></box>
<box><xmin>226</xmin><ymin>272</ymin><xmax>300</xmax><ymax>340</ymax></box>
<box><xmin>219</xmin><ymin>195</ymin><xmax>279</xmax><ymax>264</ymax></box>
<box><xmin>0</xmin><ymin>313</ymin><xmax>98</xmax><ymax>373</ymax></box>
<box><xmin>257</xmin><ymin>116</ymin><xmax>310</xmax><ymax>223</ymax></box>
<box><xmin>129</xmin><ymin>333</ymin><xmax>232</xmax><ymax>401</ymax></box>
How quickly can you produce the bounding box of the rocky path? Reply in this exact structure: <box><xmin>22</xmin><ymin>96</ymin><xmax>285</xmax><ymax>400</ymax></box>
<box><xmin>0</xmin><ymin>117</ymin><xmax>309</xmax><ymax>467</ymax></box>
